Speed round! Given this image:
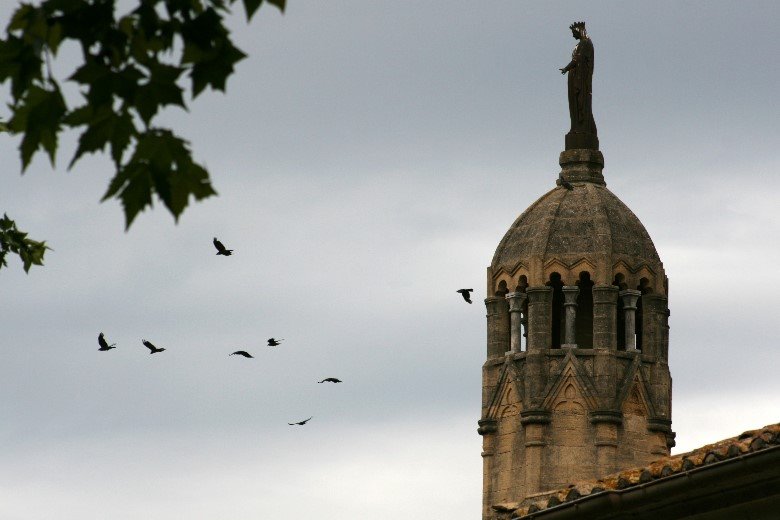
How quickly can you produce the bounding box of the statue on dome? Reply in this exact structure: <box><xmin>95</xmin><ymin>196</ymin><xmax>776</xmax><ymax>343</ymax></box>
<box><xmin>560</xmin><ymin>21</ymin><xmax>598</xmax><ymax>150</ymax></box>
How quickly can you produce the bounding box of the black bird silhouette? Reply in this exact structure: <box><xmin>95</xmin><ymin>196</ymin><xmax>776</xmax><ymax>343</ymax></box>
<box><xmin>457</xmin><ymin>288</ymin><xmax>474</xmax><ymax>304</ymax></box>
<box><xmin>213</xmin><ymin>237</ymin><xmax>233</xmax><ymax>256</ymax></box>
<box><xmin>142</xmin><ymin>339</ymin><xmax>166</xmax><ymax>354</ymax></box>
<box><xmin>558</xmin><ymin>175</ymin><xmax>574</xmax><ymax>190</ymax></box>
<box><xmin>288</xmin><ymin>416</ymin><xmax>313</xmax><ymax>426</ymax></box>
<box><xmin>230</xmin><ymin>350</ymin><xmax>253</xmax><ymax>358</ymax></box>
<box><xmin>97</xmin><ymin>332</ymin><xmax>116</xmax><ymax>351</ymax></box>
<box><xmin>267</xmin><ymin>338</ymin><xmax>284</xmax><ymax>346</ymax></box>
<box><xmin>318</xmin><ymin>378</ymin><xmax>342</xmax><ymax>384</ymax></box>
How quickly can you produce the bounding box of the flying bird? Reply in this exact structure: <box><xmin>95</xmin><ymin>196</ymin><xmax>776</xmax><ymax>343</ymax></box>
<box><xmin>558</xmin><ymin>175</ymin><xmax>574</xmax><ymax>190</ymax></box>
<box><xmin>457</xmin><ymin>288</ymin><xmax>474</xmax><ymax>304</ymax></box>
<box><xmin>142</xmin><ymin>339</ymin><xmax>166</xmax><ymax>354</ymax></box>
<box><xmin>213</xmin><ymin>237</ymin><xmax>233</xmax><ymax>256</ymax></box>
<box><xmin>267</xmin><ymin>338</ymin><xmax>284</xmax><ymax>347</ymax></box>
<box><xmin>288</xmin><ymin>416</ymin><xmax>313</xmax><ymax>426</ymax></box>
<box><xmin>97</xmin><ymin>332</ymin><xmax>116</xmax><ymax>351</ymax></box>
<box><xmin>318</xmin><ymin>378</ymin><xmax>342</xmax><ymax>384</ymax></box>
<box><xmin>230</xmin><ymin>350</ymin><xmax>253</xmax><ymax>358</ymax></box>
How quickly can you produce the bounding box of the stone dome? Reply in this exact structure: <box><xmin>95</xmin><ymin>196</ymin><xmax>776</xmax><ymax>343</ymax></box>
<box><xmin>488</xmin><ymin>150</ymin><xmax>666</xmax><ymax>295</ymax></box>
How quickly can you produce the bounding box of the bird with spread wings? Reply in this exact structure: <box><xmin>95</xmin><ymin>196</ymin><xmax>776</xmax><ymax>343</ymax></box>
<box><xmin>142</xmin><ymin>339</ymin><xmax>166</xmax><ymax>354</ymax></box>
<box><xmin>98</xmin><ymin>332</ymin><xmax>116</xmax><ymax>351</ymax></box>
<box><xmin>213</xmin><ymin>237</ymin><xmax>233</xmax><ymax>256</ymax></box>
<box><xmin>457</xmin><ymin>288</ymin><xmax>474</xmax><ymax>304</ymax></box>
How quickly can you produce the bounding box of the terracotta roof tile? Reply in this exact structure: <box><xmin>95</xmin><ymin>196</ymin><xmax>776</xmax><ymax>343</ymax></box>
<box><xmin>509</xmin><ymin>422</ymin><xmax>780</xmax><ymax>519</ymax></box>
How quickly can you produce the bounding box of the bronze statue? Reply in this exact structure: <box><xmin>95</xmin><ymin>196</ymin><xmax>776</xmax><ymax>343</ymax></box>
<box><xmin>560</xmin><ymin>21</ymin><xmax>598</xmax><ymax>150</ymax></box>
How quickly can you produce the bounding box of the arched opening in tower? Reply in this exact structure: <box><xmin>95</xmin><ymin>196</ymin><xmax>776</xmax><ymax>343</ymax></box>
<box><xmin>494</xmin><ymin>280</ymin><xmax>511</xmax><ymax>355</ymax></box>
<box><xmin>613</xmin><ymin>273</ymin><xmax>627</xmax><ymax>350</ymax></box>
<box><xmin>516</xmin><ymin>275</ymin><xmax>529</xmax><ymax>351</ymax></box>
<box><xmin>636</xmin><ymin>277</ymin><xmax>653</xmax><ymax>351</ymax></box>
<box><xmin>576</xmin><ymin>271</ymin><xmax>594</xmax><ymax>348</ymax></box>
<box><xmin>515</xmin><ymin>275</ymin><xmax>528</xmax><ymax>294</ymax></box>
<box><xmin>547</xmin><ymin>272</ymin><xmax>565</xmax><ymax>348</ymax></box>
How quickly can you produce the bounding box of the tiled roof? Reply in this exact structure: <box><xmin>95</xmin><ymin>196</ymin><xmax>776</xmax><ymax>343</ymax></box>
<box><xmin>508</xmin><ymin>422</ymin><xmax>780</xmax><ymax>519</ymax></box>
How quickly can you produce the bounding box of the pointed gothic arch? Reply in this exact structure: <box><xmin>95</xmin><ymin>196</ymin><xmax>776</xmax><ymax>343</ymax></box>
<box><xmin>546</xmin><ymin>272</ymin><xmax>565</xmax><ymax>348</ymax></box>
<box><xmin>575</xmin><ymin>271</ymin><xmax>594</xmax><ymax>348</ymax></box>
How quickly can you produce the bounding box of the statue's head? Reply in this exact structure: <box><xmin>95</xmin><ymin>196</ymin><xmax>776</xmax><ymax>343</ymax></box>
<box><xmin>569</xmin><ymin>21</ymin><xmax>587</xmax><ymax>39</ymax></box>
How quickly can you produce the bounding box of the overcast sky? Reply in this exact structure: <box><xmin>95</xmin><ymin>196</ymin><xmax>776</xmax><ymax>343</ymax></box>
<box><xmin>2</xmin><ymin>1</ymin><xmax>779</xmax><ymax>519</ymax></box>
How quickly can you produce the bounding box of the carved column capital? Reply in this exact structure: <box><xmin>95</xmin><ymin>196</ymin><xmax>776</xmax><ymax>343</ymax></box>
<box><xmin>562</xmin><ymin>285</ymin><xmax>579</xmax><ymax>348</ymax></box>
<box><xmin>619</xmin><ymin>289</ymin><xmax>642</xmax><ymax>350</ymax></box>
<box><xmin>562</xmin><ymin>285</ymin><xmax>580</xmax><ymax>304</ymax></box>
<box><xmin>506</xmin><ymin>292</ymin><xmax>527</xmax><ymax>353</ymax></box>
<box><xmin>506</xmin><ymin>291</ymin><xmax>527</xmax><ymax>312</ymax></box>
<box><xmin>619</xmin><ymin>289</ymin><xmax>641</xmax><ymax>309</ymax></box>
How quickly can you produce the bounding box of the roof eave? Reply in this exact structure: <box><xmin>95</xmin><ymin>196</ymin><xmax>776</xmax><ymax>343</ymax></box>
<box><xmin>519</xmin><ymin>445</ymin><xmax>780</xmax><ymax>520</ymax></box>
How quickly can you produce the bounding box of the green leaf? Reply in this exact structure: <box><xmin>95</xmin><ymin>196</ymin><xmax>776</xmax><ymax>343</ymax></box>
<box><xmin>7</xmin><ymin>5</ymin><xmax>35</xmax><ymax>32</ymax></box>
<box><xmin>104</xmin><ymin>160</ymin><xmax>155</xmax><ymax>230</ymax></box>
<box><xmin>109</xmin><ymin>110</ymin><xmax>135</xmax><ymax>166</ymax></box>
<box><xmin>264</xmin><ymin>0</ymin><xmax>286</xmax><ymax>13</ymax></box>
<box><xmin>115</xmin><ymin>64</ymin><xmax>144</xmax><ymax>102</ymax></box>
<box><xmin>61</xmin><ymin>104</ymin><xmax>94</xmax><ymax>126</ymax></box>
<box><xmin>46</xmin><ymin>21</ymin><xmax>64</xmax><ymax>55</ymax></box>
<box><xmin>0</xmin><ymin>0</ymin><xmax>281</xmax><ymax>231</ymax></box>
<box><xmin>0</xmin><ymin>213</ymin><xmax>51</xmax><ymax>274</ymax></box>
<box><xmin>69</xmin><ymin>60</ymin><xmax>116</xmax><ymax>106</ymax></box>
<box><xmin>67</xmin><ymin>106</ymin><xmax>137</xmax><ymax>169</ymax></box>
<box><xmin>9</xmin><ymin>85</ymin><xmax>67</xmax><ymax>171</ymax></box>
<box><xmin>68</xmin><ymin>61</ymin><xmax>111</xmax><ymax>85</ymax></box>
<box><xmin>241</xmin><ymin>0</ymin><xmax>263</xmax><ymax>21</ymax></box>
<box><xmin>132</xmin><ymin>129</ymin><xmax>217</xmax><ymax>220</ymax></box>
<box><xmin>0</xmin><ymin>214</ymin><xmax>13</xmax><ymax>231</ymax></box>
<box><xmin>9</xmin><ymin>5</ymin><xmax>48</xmax><ymax>44</ymax></box>
<box><xmin>180</xmin><ymin>7</ymin><xmax>247</xmax><ymax>97</ymax></box>
<box><xmin>0</xmin><ymin>35</ymin><xmax>44</xmax><ymax>100</ymax></box>
<box><xmin>134</xmin><ymin>61</ymin><xmax>186</xmax><ymax>125</ymax></box>
<box><xmin>238</xmin><ymin>0</ymin><xmax>286</xmax><ymax>16</ymax></box>
<box><xmin>103</xmin><ymin>129</ymin><xmax>216</xmax><ymax>229</ymax></box>
<box><xmin>167</xmin><ymin>161</ymin><xmax>218</xmax><ymax>218</ymax></box>
<box><xmin>189</xmin><ymin>43</ymin><xmax>246</xmax><ymax>97</ymax></box>
<box><xmin>102</xmin><ymin>161</ymin><xmax>134</xmax><ymax>201</ymax></box>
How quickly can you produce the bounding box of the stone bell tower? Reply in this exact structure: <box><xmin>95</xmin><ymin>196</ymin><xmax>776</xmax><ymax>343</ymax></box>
<box><xmin>478</xmin><ymin>23</ymin><xmax>674</xmax><ymax>520</ymax></box>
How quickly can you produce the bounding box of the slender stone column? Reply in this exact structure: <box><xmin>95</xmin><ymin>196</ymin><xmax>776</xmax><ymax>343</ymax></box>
<box><xmin>641</xmin><ymin>294</ymin><xmax>669</xmax><ymax>359</ymax></box>
<box><xmin>592</xmin><ymin>417</ymin><xmax>620</xmax><ymax>475</ymax></box>
<box><xmin>562</xmin><ymin>286</ymin><xmax>579</xmax><ymax>348</ymax></box>
<box><xmin>619</xmin><ymin>290</ymin><xmax>641</xmax><ymax>350</ymax></box>
<box><xmin>660</xmin><ymin>300</ymin><xmax>670</xmax><ymax>362</ymax></box>
<box><xmin>525</xmin><ymin>286</ymin><xmax>552</xmax><ymax>351</ymax></box>
<box><xmin>592</xmin><ymin>285</ymin><xmax>619</xmax><ymax>414</ymax></box>
<box><xmin>521</xmin><ymin>411</ymin><xmax>551</xmax><ymax>495</ymax></box>
<box><xmin>485</xmin><ymin>297</ymin><xmax>510</xmax><ymax>358</ymax></box>
<box><xmin>521</xmin><ymin>305</ymin><xmax>528</xmax><ymax>344</ymax></box>
<box><xmin>506</xmin><ymin>292</ymin><xmax>527</xmax><ymax>353</ymax></box>
<box><xmin>592</xmin><ymin>284</ymin><xmax>618</xmax><ymax>350</ymax></box>
<box><xmin>478</xmin><ymin>419</ymin><xmax>497</xmax><ymax>519</ymax></box>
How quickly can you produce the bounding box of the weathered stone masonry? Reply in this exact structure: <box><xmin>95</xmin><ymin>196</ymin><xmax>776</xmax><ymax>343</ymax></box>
<box><xmin>479</xmin><ymin>149</ymin><xmax>674</xmax><ymax>519</ymax></box>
